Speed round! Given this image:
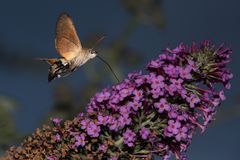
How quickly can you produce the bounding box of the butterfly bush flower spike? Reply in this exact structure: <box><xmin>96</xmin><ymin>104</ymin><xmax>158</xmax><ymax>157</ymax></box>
<box><xmin>5</xmin><ymin>41</ymin><xmax>232</xmax><ymax>160</ymax></box>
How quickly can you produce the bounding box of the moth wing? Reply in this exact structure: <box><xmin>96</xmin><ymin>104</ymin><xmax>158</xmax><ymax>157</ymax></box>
<box><xmin>55</xmin><ymin>13</ymin><xmax>82</xmax><ymax>61</ymax></box>
<box><xmin>36</xmin><ymin>58</ymin><xmax>58</xmax><ymax>65</ymax></box>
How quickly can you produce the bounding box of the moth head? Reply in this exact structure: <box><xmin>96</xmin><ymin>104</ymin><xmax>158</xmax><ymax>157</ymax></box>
<box><xmin>88</xmin><ymin>36</ymin><xmax>104</xmax><ymax>59</ymax></box>
<box><xmin>89</xmin><ymin>49</ymin><xmax>97</xmax><ymax>59</ymax></box>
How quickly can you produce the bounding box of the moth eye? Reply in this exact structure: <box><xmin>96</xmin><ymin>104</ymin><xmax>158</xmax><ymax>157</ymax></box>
<box><xmin>91</xmin><ymin>50</ymin><xmax>97</xmax><ymax>54</ymax></box>
<box><xmin>57</xmin><ymin>74</ymin><xmax>61</xmax><ymax>78</ymax></box>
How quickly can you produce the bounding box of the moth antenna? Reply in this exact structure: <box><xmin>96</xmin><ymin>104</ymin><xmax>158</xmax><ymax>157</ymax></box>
<box><xmin>96</xmin><ymin>55</ymin><xmax>120</xmax><ymax>83</ymax></box>
<box><xmin>91</xmin><ymin>36</ymin><xmax>105</xmax><ymax>50</ymax></box>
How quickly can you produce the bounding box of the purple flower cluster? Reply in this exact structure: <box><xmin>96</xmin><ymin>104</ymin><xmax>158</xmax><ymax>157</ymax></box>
<box><xmin>75</xmin><ymin>41</ymin><xmax>231</xmax><ymax>159</ymax></box>
<box><xmin>7</xmin><ymin>41</ymin><xmax>232</xmax><ymax>160</ymax></box>
<box><xmin>123</xmin><ymin>129</ymin><xmax>136</xmax><ymax>147</ymax></box>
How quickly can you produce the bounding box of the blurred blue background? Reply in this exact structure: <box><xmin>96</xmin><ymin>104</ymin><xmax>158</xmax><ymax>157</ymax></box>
<box><xmin>0</xmin><ymin>0</ymin><xmax>239</xmax><ymax>159</ymax></box>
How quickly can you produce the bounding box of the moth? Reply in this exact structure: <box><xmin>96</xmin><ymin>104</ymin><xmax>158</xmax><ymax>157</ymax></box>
<box><xmin>38</xmin><ymin>12</ymin><xmax>119</xmax><ymax>83</ymax></box>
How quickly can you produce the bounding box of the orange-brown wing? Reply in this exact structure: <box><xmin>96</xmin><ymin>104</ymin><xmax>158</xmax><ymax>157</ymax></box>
<box><xmin>36</xmin><ymin>58</ymin><xmax>58</xmax><ymax>65</ymax></box>
<box><xmin>55</xmin><ymin>13</ymin><xmax>82</xmax><ymax>60</ymax></box>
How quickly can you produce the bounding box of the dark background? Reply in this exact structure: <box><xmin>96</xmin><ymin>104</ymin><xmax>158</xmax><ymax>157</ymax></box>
<box><xmin>0</xmin><ymin>0</ymin><xmax>239</xmax><ymax>159</ymax></box>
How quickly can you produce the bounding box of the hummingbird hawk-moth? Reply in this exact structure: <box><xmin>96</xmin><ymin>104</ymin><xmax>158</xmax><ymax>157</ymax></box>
<box><xmin>38</xmin><ymin>12</ymin><xmax>119</xmax><ymax>83</ymax></box>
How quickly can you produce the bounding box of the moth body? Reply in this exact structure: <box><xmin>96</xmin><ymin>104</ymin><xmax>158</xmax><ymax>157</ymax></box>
<box><xmin>48</xmin><ymin>49</ymin><xmax>97</xmax><ymax>82</ymax></box>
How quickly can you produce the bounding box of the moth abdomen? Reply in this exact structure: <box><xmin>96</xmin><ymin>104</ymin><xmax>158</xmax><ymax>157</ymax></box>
<box><xmin>48</xmin><ymin>60</ymin><xmax>70</xmax><ymax>82</ymax></box>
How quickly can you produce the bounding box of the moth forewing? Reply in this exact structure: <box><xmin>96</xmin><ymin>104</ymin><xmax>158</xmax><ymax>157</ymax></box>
<box><xmin>55</xmin><ymin>13</ymin><xmax>83</xmax><ymax>61</ymax></box>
